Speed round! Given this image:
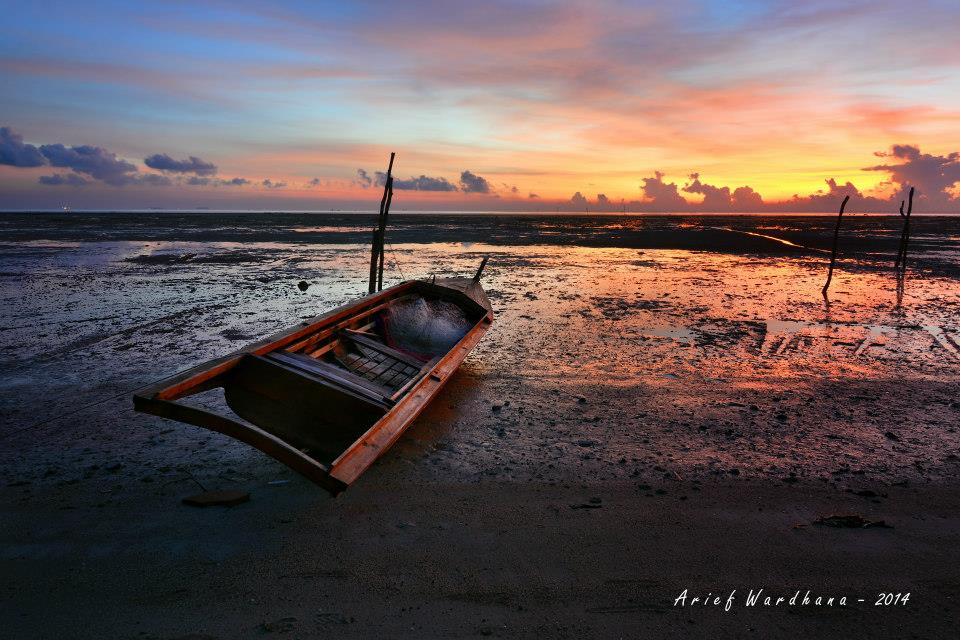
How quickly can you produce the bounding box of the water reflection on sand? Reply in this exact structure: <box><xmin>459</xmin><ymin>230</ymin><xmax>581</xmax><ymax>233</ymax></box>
<box><xmin>1</xmin><ymin>240</ymin><xmax>958</xmax><ymax>486</ymax></box>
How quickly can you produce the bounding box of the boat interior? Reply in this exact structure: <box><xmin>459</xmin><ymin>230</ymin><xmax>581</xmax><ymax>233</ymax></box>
<box><xmin>214</xmin><ymin>282</ymin><xmax>489</xmax><ymax>464</ymax></box>
<box><xmin>134</xmin><ymin>277</ymin><xmax>493</xmax><ymax>492</ymax></box>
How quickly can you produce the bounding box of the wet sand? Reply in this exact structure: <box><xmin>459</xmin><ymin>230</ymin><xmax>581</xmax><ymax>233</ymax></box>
<box><xmin>1</xmin><ymin>214</ymin><xmax>959</xmax><ymax>638</ymax></box>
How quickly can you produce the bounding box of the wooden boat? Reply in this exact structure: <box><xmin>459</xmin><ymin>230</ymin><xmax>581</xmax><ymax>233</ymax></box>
<box><xmin>133</xmin><ymin>268</ymin><xmax>492</xmax><ymax>495</ymax></box>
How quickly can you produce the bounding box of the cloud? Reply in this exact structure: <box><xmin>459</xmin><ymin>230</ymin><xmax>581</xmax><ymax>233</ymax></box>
<box><xmin>640</xmin><ymin>171</ymin><xmax>688</xmax><ymax>210</ymax></box>
<box><xmin>3</xmin><ymin>126</ymin><xmax>168</xmax><ymax>187</ymax></box>
<box><xmin>3</xmin><ymin>126</ymin><xmax>247</xmax><ymax>191</ymax></box>
<box><xmin>39</xmin><ymin>143</ymin><xmax>139</xmax><ymax>185</ymax></box>
<box><xmin>38</xmin><ymin>173</ymin><xmax>88</xmax><ymax>186</ymax></box>
<box><xmin>1</xmin><ymin>126</ymin><xmax>45</xmax><ymax>167</ymax></box>
<box><xmin>682</xmin><ymin>173</ymin><xmax>730</xmax><ymax>210</ymax></box>
<box><xmin>596</xmin><ymin>193</ymin><xmax>609</xmax><ymax>205</ymax></box>
<box><xmin>528</xmin><ymin>192</ymin><xmax>540</xmax><ymax>198</ymax></box>
<box><xmin>732</xmin><ymin>185</ymin><xmax>763</xmax><ymax>210</ymax></box>
<box><xmin>188</xmin><ymin>176</ymin><xmax>251</xmax><ymax>186</ymax></box>
<box><xmin>376</xmin><ymin>171</ymin><xmax>458</xmax><ymax>191</ymax></box>
<box><xmin>459</xmin><ymin>170</ymin><xmax>491</xmax><ymax>193</ymax></box>
<box><xmin>144</xmin><ymin>153</ymin><xmax>217</xmax><ymax>176</ymax></box>
<box><xmin>633</xmin><ymin>170</ymin><xmax>896</xmax><ymax>212</ymax></box>
<box><xmin>570</xmin><ymin>191</ymin><xmax>588</xmax><ymax>208</ymax></box>
<box><xmin>355</xmin><ymin>168</ymin><xmax>372</xmax><ymax>188</ymax></box>
<box><xmin>865</xmin><ymin>144</ymin><xmax>960</xmax><ymax>208</ymax></box>
<box><xmin>262</xmin><ymin>178</ymin><xmax>287</xmax><ymax>188</ymax></box>
<box><xmin>309</xmin><ymin>177</ymin><xmax>321</xmax><ymax>187</ymax></box>
<box><xmin>138</xmin><ymin>173</ymin><xmax>172</xmax><ymax>186</ymax></box>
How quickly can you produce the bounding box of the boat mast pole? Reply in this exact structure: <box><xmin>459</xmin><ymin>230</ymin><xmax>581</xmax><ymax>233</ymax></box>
<box><xmin>369</xmin><ymin>152</ymin><xmax>395</xmax><ymax>293</ymax></box>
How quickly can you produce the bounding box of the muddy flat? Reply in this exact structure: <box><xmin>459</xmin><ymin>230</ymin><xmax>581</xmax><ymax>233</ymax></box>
<box><xmin>1</xmin><ymin>213</ymin><xmax>958</xmax><ymax>638</ymax></box>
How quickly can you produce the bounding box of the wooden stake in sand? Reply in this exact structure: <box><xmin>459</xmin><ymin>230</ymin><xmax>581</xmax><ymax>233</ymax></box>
<box><xmin>377</xmin><ymin>179</ymin><xmax>394</xmax><ymax>292</ymax></box>
<box><xmin>821</xmin><ymin>195</ymin><xmax>850</xmax><ymax>297</ymax></box>
<box><xmin>369</xmin><ymin>152</ymin><xmax>395</xmax><ymax>294</ymax></box>
<box><xmin>894</xmin><ymin>186</ymin><xmax>914</xmax><ymax>273</ymax></box>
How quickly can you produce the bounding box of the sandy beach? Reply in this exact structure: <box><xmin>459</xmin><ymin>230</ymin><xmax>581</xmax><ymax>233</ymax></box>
<box><xmin>2</xmin><ymin>213</ymin><xmax>959</xmax><ymax>638</ymax></box>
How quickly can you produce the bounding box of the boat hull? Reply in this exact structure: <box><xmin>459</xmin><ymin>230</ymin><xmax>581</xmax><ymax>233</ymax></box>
<box><xmin>133</xmin><ymin>277</ymin><xmax>492</xmax><ymax>494</ymax></box>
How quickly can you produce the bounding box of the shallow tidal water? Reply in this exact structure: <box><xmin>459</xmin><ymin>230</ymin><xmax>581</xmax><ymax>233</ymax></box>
<box><xmin>1</xmin><ymin>213</ymin><xmax>958</xmax><ymax>491</ymax></box>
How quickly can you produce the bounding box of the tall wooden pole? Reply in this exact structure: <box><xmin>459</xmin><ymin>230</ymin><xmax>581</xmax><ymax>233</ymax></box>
<box><xmin>369</xmin><ymin>152</ymin><xmax>395</xmax><ymax>294</ymax></box>
<box><xmin>894</xmin><ymin>199</ymin><xmax>905</xmax><ymax>269</ymax></box>
<box><xmin>895</xmin><ymin>187</ymin><xmax>914</xmax><ymax>273</ymax></box>
<box><xmin>821</xmin><ymin>195</ymin><xmax>850</xmax><ymax>297</ymax></box>
<box><xmin>377</xmin><ymin>181</ymin><xmax>394</xmax><ymax>291</ymax></box>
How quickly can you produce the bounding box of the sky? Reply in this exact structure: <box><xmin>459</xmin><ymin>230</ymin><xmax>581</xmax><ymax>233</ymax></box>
<box><xmin>1</xmin><ymin>0</ymin><xmax>960</xmax><ymax>212</ymax></box>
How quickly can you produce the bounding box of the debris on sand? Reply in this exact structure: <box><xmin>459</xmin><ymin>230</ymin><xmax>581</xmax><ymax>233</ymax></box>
<box><xmin>260</xmin><ymin>617</ymin><xmax>297</xmax><ymax>633</ymax></box>
<box><xmin>813</xmin><ymin>514</ymin><xmax>891</xmax><ymax>529</ymax></box>
<box><xmin>297</xmin><ymin>280</ymin><xmax>310</xmax><ymax>292</ymax></box>
<box><xmin>182</xmin><ymin>490</ymin><xmax>250</xmax><ymax>507</ymax></box>
<box><xmin>570</xmin><ymin>497</ymin><xmax>603</xmax><ymax>509</ymax></box>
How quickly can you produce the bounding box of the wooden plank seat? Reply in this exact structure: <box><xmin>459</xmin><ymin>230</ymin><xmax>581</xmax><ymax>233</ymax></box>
<box><xmin>265</xmin><ymin>350</ymin><xmax>396</xmax><ymax>405</ymax></box>
<box><xmin>266</xmin><ymin>328</ymin><xmax>429</xmax><ymax>408</ymax></box>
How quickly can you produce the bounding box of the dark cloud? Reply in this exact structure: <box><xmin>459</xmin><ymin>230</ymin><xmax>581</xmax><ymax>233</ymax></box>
<box><xmin>3</xmin><ymin>127</ymin><xmax>162</xmax><ymax>187</ymax></box>
<box><xmin>39</xmin><ymin>143</ymin><xmax>138</xmax><ymax>186</ymax></box>
<box><xmin>38</xmin><ymin>173</ymin><xmax>88</xmax><ymax>186</ymax></box>
<box><xmin>528</xmin><ymin>192</ymin><xmax>539</xmax><ymax>199</ymax></box>
<box><xmin>355</xmin><ymin>168</ymin><xmax>372</xmax><ymax>188</ymax></box>
<box><xmin>732</xmin><ymin>185</ymin><xmax>763</xmax><ymax>210</ymax></box>
<box><xmin>459</xmin><ymin>170</ymin><xmax>491</xmax><ymax>193</ymax></box>
<box><xmin>262</xmin><ymin>178</ymin><xmax>287</xmax><ymax>188</ymax></box>
<box><xmin>570</xmin><ymin>191</ymin><xmax>588</xmax><ymax>208</ymax></box>
<box><xmin>376</xmin><ymin>171</ymin><xmax>458</xmax><ymax>191</ymax></box>
<box><xmin>189</xmin><ymin>176</ymin><xmax>249</xmax><ymax>187</ymax></box>
<box><xmin>628</xmin><ymin>172</ymin><xmax>878</xmax><ymax>212</ymax></box>
<box><xmin>3</xmin><ymin>126</ymin><xmax>245</xmax><ymax>190</ymax></box>
<box><xmin>138</xmin><ymin>173</ymin><xmax>172</xmax><ymax>187</ymax></box>
<box><xmin>640</xmin><ymin>171</ymin><xmax>688</xmax><ymax>210</ymax></box>
<box><xmin>682</xmin><ymin>173</ymin><xmax>731</xmax><ymax>210</ymax></box>
<box><xmin>309</xmin><ymin>177</ymin><xmax>321</xmax><ymax>187</ymax></box>
<box><xmin>786</xmin><ymin>178</ymin><xmax>873</xmax><ymax>211</ymax></box>
<box><xmin>1</xmin><ymin>126</ymin><xmax>45</xmax><ymax>167</ymax></box>
<box><xmin>144</xmin><ymin>153</ymin><xmax>217</xmax><ymax>176</ymax></box>
<box><xmin>677</xmin><ymin>173</ymin><xmax>766</xmax><ymax>211</ymax></box>
<box><xmin>596</xmin><ymin>193</ymin><xmax>609</xmax><ymax>205</ymax></box>
<box><xmin>865</xmin><ymin>144</ymin><xmax>960</xmax><ymax>208</ymax></box>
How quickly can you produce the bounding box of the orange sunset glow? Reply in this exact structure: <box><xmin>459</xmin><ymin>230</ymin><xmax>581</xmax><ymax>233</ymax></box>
<box><xmin>5</xmin><ymin>3</ymin><xmax>960</xmax><ymax>638</ymax></box>
<box><xmin>2</xmin><ymin>1</ymin><xmax>960</xmax><ymax>211</ymax></box>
